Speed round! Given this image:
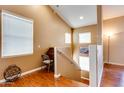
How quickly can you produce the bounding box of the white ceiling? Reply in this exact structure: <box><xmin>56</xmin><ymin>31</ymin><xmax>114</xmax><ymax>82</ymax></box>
<box><xmin>103</xmin><ymin>5</ymin><xmax>124</xmax><ymax>20</ymax></box>
<box><xmin>51</xmin><ymin>5</ymin><xmax>124</xmax><ymax>28</ymax></box>
<box><xmin>51</xmin><ymin>5</ymin><xmax>97</xmax><ymax>28</ymax></box>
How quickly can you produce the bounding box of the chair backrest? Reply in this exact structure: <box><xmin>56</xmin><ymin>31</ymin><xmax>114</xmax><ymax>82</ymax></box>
<box><xmin>41</xmin><ymin>54</ymin><xmax>50</xmax><ymax>61</ymax></box>
<box><xmin>46</xmin><ymin>47</ymin><xmax>54</xmax><ymax>60</ymax></box>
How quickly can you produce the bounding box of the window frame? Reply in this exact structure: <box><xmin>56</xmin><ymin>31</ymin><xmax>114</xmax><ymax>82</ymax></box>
<box><xmin>1</xmin><ymin>10</ymin><xmax>34</xmax><ymax>58</ymax></box>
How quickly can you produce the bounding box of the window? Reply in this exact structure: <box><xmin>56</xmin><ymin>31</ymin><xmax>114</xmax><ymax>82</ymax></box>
<box><xmin>1</xmin><ymin>10</ymin><xmax>33</xmax><ymax>57</ymax></box>
<box><xmin>79</xmin><ymin>32</ymin><xmax>91</xmax><ymax>43</ymax></box>
<box><xmin>79</xmin><ymin>56</ymin><xmax>89</xmax><ymax>71</ymax></box>
<box><xmin>65</xmin><ymin>33</ymin><xmax>71</xmax><ymax>44</ymax></box>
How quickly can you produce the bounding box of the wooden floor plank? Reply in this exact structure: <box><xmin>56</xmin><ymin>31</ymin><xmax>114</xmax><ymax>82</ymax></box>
<box><xmin>81</xmin><ymin>78</ymin><xmax>89</xmax><ymax>85</ymax></box>
<box><xmin>101</xmin><ymin>63</ymin><xmax>124</xmax><ymax>87</ymax></box>
<box><xmin>0</xmin><ymin>70</ymin><xmax>87</xmax><ymax>87</ymax></box>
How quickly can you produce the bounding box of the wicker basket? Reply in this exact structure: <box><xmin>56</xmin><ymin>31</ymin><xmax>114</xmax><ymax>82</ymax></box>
<box><xmin>4</xmin><ymin>65</ymin><xmax>22</xmax><ymax>82</ymax></box>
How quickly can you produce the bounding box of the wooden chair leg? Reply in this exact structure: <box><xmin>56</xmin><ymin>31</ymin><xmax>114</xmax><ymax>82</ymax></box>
<box><xmin>48</xmin><ymin>64</ymin><xmax>50</xmax><ymax>72</ymax></box>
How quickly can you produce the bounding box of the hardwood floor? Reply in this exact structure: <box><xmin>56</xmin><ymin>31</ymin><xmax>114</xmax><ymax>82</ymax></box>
<box><xmin>101</xmin><ymin>63</ymin><xmax>124</xmax><ymax>87</ymax></box>
<box><xmin>1</xmin><ymin>63</ymin><xmax>123</xmax><ymax>87</ymax></box>
<box><xmin>81</xmin><ymin>78</ymin><xmax>89</xmax><ymax>85</ymax></box>
<box><xmin>0</xmin><ymin>70</ymin><xmax>87</xmax><ymax>87</ymax></box>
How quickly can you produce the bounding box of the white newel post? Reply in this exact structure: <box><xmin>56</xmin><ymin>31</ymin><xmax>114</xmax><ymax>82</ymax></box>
<box><xmin>89</xmin><ymin>45</ymin><xmax>97</xmax><ymax>87</ymax></box>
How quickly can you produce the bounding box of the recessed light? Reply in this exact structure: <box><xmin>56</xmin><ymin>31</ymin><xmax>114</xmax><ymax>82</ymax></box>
<box><xmin>80</xmin><ymin>16</ymin><xmax>84</xmax><ymax>20</ymax></box>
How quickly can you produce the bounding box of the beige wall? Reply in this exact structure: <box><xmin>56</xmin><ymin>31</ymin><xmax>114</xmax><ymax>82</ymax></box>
<box><xmin>0</xmin><ymin>5</ymin><xmax>72</xmax><ymax>80</ymax></box>
<box><xmin>97</xmin><ymin>5</ymin><xmax>103</xmax><ymax>45</ymax></box>
<box><xmin>103</xmin><ymin>16</ymin><xmax>124</xmax><ymax>65</ymax></box>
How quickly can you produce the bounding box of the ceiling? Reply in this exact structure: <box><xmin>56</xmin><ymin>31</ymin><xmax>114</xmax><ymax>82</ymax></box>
<box><xmin>51</xmin><ymin>5</ymin><xmax>124</xmax><ymax>28</ymax></box>
<box><xmin>51</xmin><ymin>5</ymin><xmax>97</xmax><ymax>28</ymax></box>
<box><xmin>103</xmin><ymin>5</ymin><xmax>124</xmax><ymax>20</ymax></box>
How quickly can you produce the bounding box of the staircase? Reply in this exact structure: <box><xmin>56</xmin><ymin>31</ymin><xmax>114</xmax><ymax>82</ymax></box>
<box><xmin>54</xmin><ymin>47</ymin><xmax>82</xmax><ymax>82</ymax></box>
<box><xmin>54</xmin><ymin>45</ymin><xmax>103</xmax><ymax>87</ymax></box>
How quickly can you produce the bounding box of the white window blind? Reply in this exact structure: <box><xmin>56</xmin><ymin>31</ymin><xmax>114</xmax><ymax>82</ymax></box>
<box><xmin>79</xmin><ymin>32</ymin><xmax>91</xmax><ymax>43</ymax></box>
<box><xmin>1</xmin><ymin>10</ymin><xmax>33</xmax><ymax>58</ymax></box>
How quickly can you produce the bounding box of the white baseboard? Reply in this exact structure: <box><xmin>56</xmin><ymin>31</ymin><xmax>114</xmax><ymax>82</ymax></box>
<box><xmin>21</xmin><ymin>65</ymin><xmax>46</xmax><ymax>76</ymax></box>
<box><xmin>81</xmin><ymin>77</ymin><xmax>89</xmax><ymax>80</ymax></box>
<box><xmin>54</xmin><ymin>73</ymin><xmax>61</xmax><ymax>78</ymax></box>
<box><xmin>0</xmin><ymin>79</ymin><xmax>6</xmax><ymax>83</ymax></box>
<box><xmin>0</xmin><ymin>65</ymin><xmax>46</xmax><ymax>83</ymax></box>
<box><xmin>104</xmin><ymin>62</ymin><xmax>124</xmax><ymax>66</ymax></box>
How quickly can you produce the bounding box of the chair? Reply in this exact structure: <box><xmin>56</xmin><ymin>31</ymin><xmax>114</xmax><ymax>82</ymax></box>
<box><xmin>41</xmin><ymin>54</ymin><xmax>53</xmax><ymax>72</ymax></box>
<box><xmin>46</xmin><ymin>47</ymin><xmax>54</xmax><ymax>72</ymax></box>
